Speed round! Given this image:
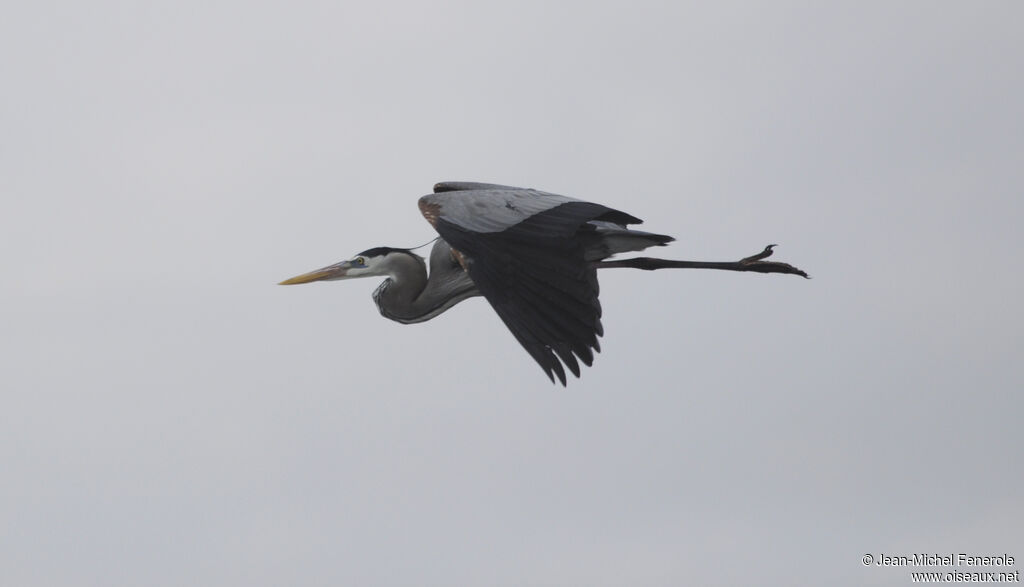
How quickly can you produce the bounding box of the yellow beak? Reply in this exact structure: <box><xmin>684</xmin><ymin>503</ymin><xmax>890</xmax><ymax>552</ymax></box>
<box><xmin>278</xmin><ymin>261</ymin><xmax>350</xmax><ymax>285</ymax></box>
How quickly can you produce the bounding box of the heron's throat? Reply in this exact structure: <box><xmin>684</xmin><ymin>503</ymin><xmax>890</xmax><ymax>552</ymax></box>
<box><xmin>373</xmin><ymin>277</ymin><xmax>427</xmax><ymax>324</ymax></box>
<box><xmin>370</xmin><ymin>253</ymin><xmax>430</xmax><ymax>324</ymax></box>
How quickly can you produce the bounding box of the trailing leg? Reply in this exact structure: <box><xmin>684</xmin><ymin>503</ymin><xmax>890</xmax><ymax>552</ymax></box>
<box><xmin>594</xmin><ymin>244</ymin><xmax>809</xmax><ymax>278</ymax></box>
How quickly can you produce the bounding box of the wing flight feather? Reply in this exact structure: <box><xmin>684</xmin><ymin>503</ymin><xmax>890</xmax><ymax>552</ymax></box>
<box><xmin>420</xmin><ymin>186</ymin><xmax>636</xmax><ymax>384</ymax></box>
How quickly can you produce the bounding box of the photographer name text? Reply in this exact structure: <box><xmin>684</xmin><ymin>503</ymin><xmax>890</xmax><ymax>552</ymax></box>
<box><xmin>870</xmin><ymin>553</ymin><xmax>1014</xmax><ymax>567</ymax></box>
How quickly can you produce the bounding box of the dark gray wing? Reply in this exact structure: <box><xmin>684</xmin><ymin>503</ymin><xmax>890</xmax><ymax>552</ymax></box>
<box><xmin>419</xmin><ymin>186</ymin><xmax>642</xmax><ymax>385</ymax></box>
<box><xmin>422</xmin><ymin>187</ymin><xmax>578</xmax><ymax>234</ymax></box>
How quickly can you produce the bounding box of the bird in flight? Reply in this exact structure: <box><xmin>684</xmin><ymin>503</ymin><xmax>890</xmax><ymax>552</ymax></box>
<box><xmin>280</xmin><ymin>182</ymin><xmax>808</xmax><ymax>385</ymax></box>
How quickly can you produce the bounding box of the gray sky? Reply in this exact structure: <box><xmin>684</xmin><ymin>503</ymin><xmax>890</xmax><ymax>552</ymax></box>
<box><xmin>2</xmin><ymin>1</ymin><xmax>1022</xmax><ymax>586</ymax></box>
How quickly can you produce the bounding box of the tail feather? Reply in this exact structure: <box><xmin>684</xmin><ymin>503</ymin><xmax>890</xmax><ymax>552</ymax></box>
<box><xmin>581</xmin><ymin>221</ymin><xmax>674</xmax><ymax>261</ymax></box>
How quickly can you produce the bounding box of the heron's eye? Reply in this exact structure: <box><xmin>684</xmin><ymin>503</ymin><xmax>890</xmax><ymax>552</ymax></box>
<box><xmin>355</xmin><ymin>257</ymin><xmax>366</xmax><ymax>266</ymax></box>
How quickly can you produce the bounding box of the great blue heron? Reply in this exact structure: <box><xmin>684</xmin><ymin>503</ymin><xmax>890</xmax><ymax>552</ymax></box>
<box><xmin>280</xmin><ymin>182</ymin><xmax>808</xmax><ymax>385</ymax></box>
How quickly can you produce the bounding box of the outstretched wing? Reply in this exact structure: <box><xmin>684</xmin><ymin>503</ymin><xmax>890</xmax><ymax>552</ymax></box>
<box><xmin>419</xmin><ymin>184</ymin><xmax>642</xmax><ymax>385</ymax></box>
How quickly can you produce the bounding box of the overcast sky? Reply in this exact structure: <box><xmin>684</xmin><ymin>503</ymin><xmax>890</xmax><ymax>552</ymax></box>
<box><xmin>2</xmin><ymin>2</ymin><xmax>1022</xmax><ymax>586</ymax></box>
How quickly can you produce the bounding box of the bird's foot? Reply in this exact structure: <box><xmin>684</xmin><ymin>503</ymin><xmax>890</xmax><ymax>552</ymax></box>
<box><xmin>737</xmin><ymin>244</ymin><xmax>809</xmax><ymax>278</ymax></box>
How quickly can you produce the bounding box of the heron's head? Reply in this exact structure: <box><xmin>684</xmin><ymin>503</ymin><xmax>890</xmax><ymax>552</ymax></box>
<box><xmin>278</xmin><ymin>247</ymin><xmax>420</xmax><ymax>285</ymax></box>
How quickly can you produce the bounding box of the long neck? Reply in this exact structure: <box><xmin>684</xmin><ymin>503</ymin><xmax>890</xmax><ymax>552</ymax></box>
<box><xmin>372</xmin><ymin>253</ymin><xmax>428</xmax><ymax>323</ymax></box>
<box><xmin>372</xmin><ymin>248</ymin><xmax>480</xmax><ymax>324</ymax></box>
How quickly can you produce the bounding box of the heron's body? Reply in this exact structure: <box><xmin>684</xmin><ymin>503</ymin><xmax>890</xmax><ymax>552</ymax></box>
<box><xmin>281</xmin><ymin>182</ymin><xmax>807</xmax><ymax>385</ymax></box>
